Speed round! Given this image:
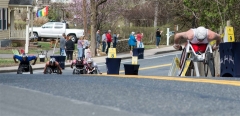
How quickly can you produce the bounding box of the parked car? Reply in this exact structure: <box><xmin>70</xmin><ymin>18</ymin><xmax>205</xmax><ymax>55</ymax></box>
<box><xmin>29</xmin><ymin>22</ymin><xmax>84</xmax><ymax>43</ymax></box>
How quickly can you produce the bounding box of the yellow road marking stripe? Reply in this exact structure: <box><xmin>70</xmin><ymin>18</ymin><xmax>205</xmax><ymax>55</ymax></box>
<box><xmin>104</xmin><ymin>75</ymin><xmax>240</xmax><ymax>87</ymax></box>
<box><xmin>100</xmin><ymin>63</ymin><xmax>240</xmax><ymax>87</ymax></box>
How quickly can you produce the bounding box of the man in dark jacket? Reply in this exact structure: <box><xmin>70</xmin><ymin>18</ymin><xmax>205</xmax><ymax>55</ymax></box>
<box><xmin>65</xmin><ymin>35</ymin><xmax>75</xmax><ymax>63</ymax></box>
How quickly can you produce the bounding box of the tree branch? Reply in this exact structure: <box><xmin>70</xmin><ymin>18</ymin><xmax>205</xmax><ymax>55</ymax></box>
<box><xmin>96</xmin><ymin>0</ymin><xmax>107</xmax><ymax>7</ymax></box>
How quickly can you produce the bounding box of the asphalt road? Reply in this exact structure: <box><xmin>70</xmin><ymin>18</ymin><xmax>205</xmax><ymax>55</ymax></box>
<box><xmin>20</xmin><ymin>51</ymin><xmax>179</xmax><ymax>75</ymax></box>
<box><xmin>1</xmin><ymin>52</ymin><xmax>240</xmax><ymax>116</ymax></box>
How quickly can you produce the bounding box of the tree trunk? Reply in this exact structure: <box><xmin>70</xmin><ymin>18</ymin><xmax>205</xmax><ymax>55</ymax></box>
<box><xmin>83</xmin><ymin>0</ymin><xmax>88</xmax><ymax>39</ymax></box>
<box><xmin>90</xmin><ymin>0</ymin><xmax>97</xmax><ymax>57</ymax></box>
<box><xmin>90</xmin><ymin>0</ymin><xmax>107</xmax><ymax>57</ymax></box>
<box><xmin>154</xmin><ymin>0</ymin><xmax>159</xmax><ymax>28</ymax></box>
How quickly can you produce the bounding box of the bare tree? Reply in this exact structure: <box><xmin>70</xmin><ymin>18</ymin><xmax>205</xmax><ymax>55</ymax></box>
<box><xmin>82</xmin><ymin>0</ymin><xmax>88</xmax><ymax>38</ymax></box>
<box><xmin>90</xmin><ymin>0</ymin><xmax>107</xmax><ymax>57</ymax></box>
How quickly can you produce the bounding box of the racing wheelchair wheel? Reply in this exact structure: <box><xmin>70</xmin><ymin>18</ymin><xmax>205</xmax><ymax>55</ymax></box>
<box><xmin>204</xmin><ymin>52</ymin><xmax>215</xmax><ymax>77</ymax></box>
<box><xmin>17</xmin><ymin>66</ymin><xmax>23</xmax><ymax>74</ymax></box>
<box><xmin>29</xmin><ymin>65</ymin><xmax>33</xmax><ymax>74</ymax></box>
<box><xmin>178</xmin><ymin>47</ymin><xmax>191</xmax><ymax>76</ymax></box>
<box><xmin>73</xmin><ymin>69</ymin><xmax>77</xmax><ymax>74</ymax></box>
<box><xmin>45</xmin><ymin>67</ymin><xmax>53</xmax><ymax>74</ymax></box>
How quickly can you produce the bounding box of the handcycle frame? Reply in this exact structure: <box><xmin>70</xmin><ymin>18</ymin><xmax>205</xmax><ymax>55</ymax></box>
<box><xmin>179</xmin><ymin>40</ymin><xmax>215</xmax><ymax>77</ymax></box>
<box><xmin>17</xmin><ymin>63</ymin><xmax>33</xmax><ymax>74</ymax></box>
<box><xmin>45</xmin><ymin>66</ymin><xmax>61</xmax><ymax>74</ymax></box>
<box><xmin>73</xmin><ymin>64</ymin><xmax>86</xmax><ymax>74</ymax></box>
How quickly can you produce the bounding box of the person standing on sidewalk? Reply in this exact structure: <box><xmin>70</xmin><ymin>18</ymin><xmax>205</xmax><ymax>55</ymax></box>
<box><xmin>83</xmin><ymin>36</ymin><xmax>90</xmax><ymax>58</ymax></box>
<box><xmin>96</xmin><ymin>30</ymin><xmax>101</xmax><ymax>56</ymax></box>
<box><xmin>60</xmin><ymin>33</ymin><xmax>66</xmax><ymax>56</ymax></box>
<box><xmin>128</xmin><ymin>32</ymin><xmax>137</xmax><ymax>55</ymax></box>
<box><xmin>77</xmin><ymin>36</ymin><xmax>84</xmax><ymax>60</ymax></box>
<box><xmin>105</xmin><ymin>30</ymin><xmax>112</xmax><ymax>54</ymax></box>
<box><xmin>101</xmin><ymin>31</ymin><xmax>107</xmax><ymax>53</ymax></box>
<box><xmin>156</xmin><ymin>28</ymin><xmax>163</xmax><ymax>48</ymax></box>
<box><xmin>136</xmin><ymin>32</ymin><xmax>143</xmax><ymax>48</ymax></box>
<box><xmin>113</xmin><ymin>32</ymin><xmax>119</xmax><ymax>48</ymax></box>
<box><xmin>65</xmin><ymin>35</ymin><xmax>75</xmax><ymax>63</ymax></box>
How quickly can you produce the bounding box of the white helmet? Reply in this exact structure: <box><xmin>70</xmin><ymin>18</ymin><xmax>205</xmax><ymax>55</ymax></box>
<box><xmin>49</xmin><ymin>58</ymin><xmax>56</xmax><ymax>65</ymax></box>
<box><xmin>87</xmin><ymin>58</ymin><xmax>93</xmax><ymax>63</ymax></box>
<box><xmin>196</xmin><ymin>26</ymin><xmax>207</xmax><ymax>40</ymax></box>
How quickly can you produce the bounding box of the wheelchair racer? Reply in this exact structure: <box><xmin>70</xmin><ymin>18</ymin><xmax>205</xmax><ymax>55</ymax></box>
<box><xmin>85</xmin><ymin>58</ymin><xmax>102</xmax><ymax>74</ymax></box>
<box><xmin>13</xmin><ymin>53</ymin><xmax>37</xmax><ymax>67</ymax></box>
<box><xmin>173</xmin><ymin>26</ymin><xmax>221</xmax><ymax>52</ymax></box>
<box><xmin>43</xmin><ymin>58</ymin><xmax>62</xmax><ymax>74</ymax></box>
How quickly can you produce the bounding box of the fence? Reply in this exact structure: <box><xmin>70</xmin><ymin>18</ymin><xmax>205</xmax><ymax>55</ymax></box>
<box><xmin>10</xmin><ymin>29</ymin><xmax>26</xmax><ymax>39</ymax></box>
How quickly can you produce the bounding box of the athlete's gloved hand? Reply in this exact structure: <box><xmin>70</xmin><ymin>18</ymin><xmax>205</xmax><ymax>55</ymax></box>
<box><xmin>212</xmin><ymin>45</ymin><xmax>219</xmax><ymax>51</ymax></box>
<box><xmin>173</xmin><ymin>44</ymin><xmax>182</xmax><ymax>51</ymax></box>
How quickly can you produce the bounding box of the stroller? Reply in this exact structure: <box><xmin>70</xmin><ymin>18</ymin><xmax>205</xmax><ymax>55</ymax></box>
<box><xmin>71</xmin><ymin>58</ymin><xmax>86</xmax><ymax>74</ymax></box>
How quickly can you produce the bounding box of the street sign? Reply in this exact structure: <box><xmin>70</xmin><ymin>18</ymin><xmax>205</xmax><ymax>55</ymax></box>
<box><xmin>132</xmin><ymin>56</ymin><xmax>138</xmax><ymax>65</ymax></box>
<box><xmin>223</xmin><ymin>26</ymin><xmax>235</xmax><ymax>42</ymax></box>
<box><xmin>108</xmin><ymin>48</ymin><xmax>116</xmax><ymax>58</ymax></box>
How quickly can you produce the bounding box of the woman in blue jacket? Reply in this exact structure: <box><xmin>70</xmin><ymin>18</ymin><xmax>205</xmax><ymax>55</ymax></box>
<box><xmin>128</xmin><ymin>32</ymin><xmax>136</xmax><ymax>55</ymax></box>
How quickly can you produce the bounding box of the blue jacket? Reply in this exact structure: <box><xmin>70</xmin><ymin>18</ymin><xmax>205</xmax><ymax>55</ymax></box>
<box><xmin>128</xmin><ymin>34</ymin><xmax>136</xmax><ymax>46</ymax></box>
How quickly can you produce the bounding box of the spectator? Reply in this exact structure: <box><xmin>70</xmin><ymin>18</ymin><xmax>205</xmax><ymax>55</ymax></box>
<box><xmin>96</xmin><ymin>30</ymin><xmax>101</xmax><ymax>56</ymax></box>
<box><xmin>101</xmin><ymin>31</ymin><xmax>107</xmax><ymax>53</ymax></box>
<box><xmin>65</xmin><ymin>35</ymin><xmax>75</xmax><ymax>63</ymax></box>
<box><xmin>105</xmin><ymin>30</ymin><xmax>112</xmax><ymax>54</ymax></box>
<box><xmin>156</xmin><ymin>28</ymin><xmax>163</xmax><ymax>48</ymax></box>
<box><xmin>113</xmin><ymin>32</ymin><xmax>119</xmax><ymax>48</ymax></box>
<box><xmin>128</xmin><ymin>32</ymin><xmax>137</xmax><ymax>55</ymax></box>
<box><xmin>50</xmin><ymin>38</ymin><xmax>55</xmax><ymax>48</ymax></box>
<box><xmin>84</xmin><ymin>46</ymin><xmax>91</xmax><ymax>61</ymax></box>
<box><xmin>60</xmin><ymin>33</ymin><xmax>66</xmax><ymax>56</ymax></box>
<box><xmin>77</xmin><ymin>36</ymin><xmax>84</xmax><ymax>60</ymax></box>
<box><xmin>136</xmin><ymin>32</ymin><xmax>143</xmax><ymax>48</ymax></box>
<box><xmin>83</xmin><ymin>36</ymin><xmax>90</xmax><ymax>58</ymax></box>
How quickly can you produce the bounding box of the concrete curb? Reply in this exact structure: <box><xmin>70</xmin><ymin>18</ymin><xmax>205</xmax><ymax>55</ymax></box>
<box><xmin>154</xmin><ymin>50</ymin><xmax>178</xmax><ymax>55</ymax></box>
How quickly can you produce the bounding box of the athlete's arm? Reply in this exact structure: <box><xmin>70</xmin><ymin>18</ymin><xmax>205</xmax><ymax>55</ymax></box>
<box><xmin>13</xmin><ymin>55</ymin><xmax>21</xmax><ymax>63</ymax></box>
<box><xmin>28</xmin><ymin>56</ymin><xmax>38</xmax><ymax>65</ymax></box>
<box><xmin>208</xmin><ymin>30</ymin><xmax>221</xmax><ymax>49</ymax></box>
<box><xmin>55</xmin><ymin>62</ymin><xmax>62</xmax><ymax>74</ymax></box>
<box><xmin>43</xmin><ymin>61</ymin><xmax>49</xmax><ymax>74</ymax></box>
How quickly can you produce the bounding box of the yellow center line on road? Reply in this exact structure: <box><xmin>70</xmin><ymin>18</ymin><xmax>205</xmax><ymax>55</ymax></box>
<box><xmin>99</xmin><ymin>63</ymin><xmax>240</xmax><ymax>87</ymax></box>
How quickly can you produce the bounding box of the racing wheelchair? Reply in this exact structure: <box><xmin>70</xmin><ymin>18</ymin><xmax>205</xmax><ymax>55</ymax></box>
<box><xmin>44</xmin><ymin>58</ymin><xmax>62</xmax><ymax>74</ymax></box>
<box><xmin>72</xmin><ymin>58</ymin><xmax>87</xmax><ymax>74</ymax></box>
<box><xmin>45</xmin><ymin>66</ymin><xmax>61</xmax><ymax>74</ymax></box>
<box><xmin>178</xmin><ymin>40</ymin><xmax>215</xmax><ymax>77</ymax></box>
<box><xmin>17</xmin><ymin>63</ymin><xmax>33</xmax><ymax>74</ymax></box>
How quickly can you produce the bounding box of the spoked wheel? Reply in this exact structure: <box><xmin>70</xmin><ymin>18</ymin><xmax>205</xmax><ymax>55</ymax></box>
<box><xmin>178</xmin><ymin>48</ymin><xmax>191</xmax><ymax>76</ymax></box>
<box><xmin>93</xmin><ymin>69</ymin><xmax>98</xmax><ymax>74</ymax></box>
<box><xmin>203</xmin><ymin>52</ymin><xmax>215</xmax><ymax>77</ymax></box>
<box><xmin>73</xmin><ymin>69</ymin><xmax>77</xmax><ymax>74</ymax></box>
<box><xmin>17</xmin><ymin>67</ymin><xmax>23</xmax><ymax>74</ymax></box>
<box><xmin>29</xmin><ymin>65</ymin><xmax>33</xmax><ymax>74</ymax></box>
<box><xmin>45</xmin><ymin>67</ymin><xmax>52</xmax><ymax>74</ymax></box>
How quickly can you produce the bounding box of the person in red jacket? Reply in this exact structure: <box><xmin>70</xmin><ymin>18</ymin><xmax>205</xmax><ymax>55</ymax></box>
<box><xmin>105</xmin><ymin>30</ymin><xmax>112</xmax><ymax>54</ymax></box>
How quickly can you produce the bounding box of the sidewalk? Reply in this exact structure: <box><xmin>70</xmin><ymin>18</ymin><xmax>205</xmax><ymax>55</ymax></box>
<box><xmin>0</xmin><ymin>45</ymin><xmax>177</xmax><ymax>73</ymax></box>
